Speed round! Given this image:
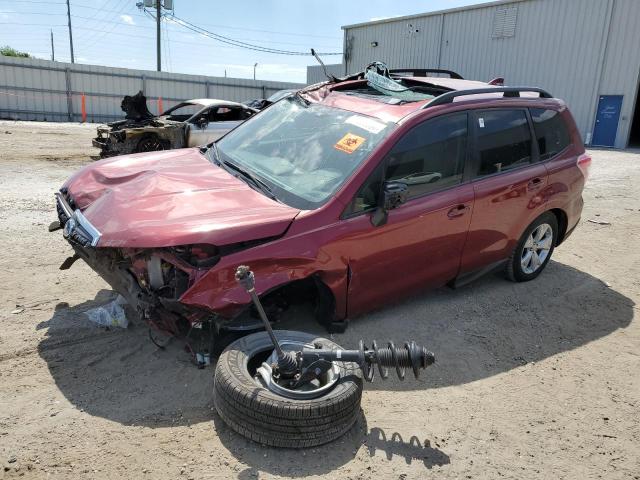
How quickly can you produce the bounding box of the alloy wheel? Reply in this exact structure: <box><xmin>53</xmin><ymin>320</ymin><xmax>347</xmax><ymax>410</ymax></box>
<box><xmin>520</xmin><ymin>223</ymin><xmax>553</xmax><ymax>274</ymax></box>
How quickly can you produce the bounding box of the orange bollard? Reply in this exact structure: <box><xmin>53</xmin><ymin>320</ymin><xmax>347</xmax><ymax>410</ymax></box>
<box><xmin>81</xmin><ymin>93</ymin><xmax>87</xmax><ymax>123</ymax></box>
<box><xmin>157</xmin><ymin>97</ymin><xmax>163</xmax><ymax>115</ymax></box>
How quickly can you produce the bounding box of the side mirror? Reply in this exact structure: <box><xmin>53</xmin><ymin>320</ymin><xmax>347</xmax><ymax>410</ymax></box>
<box><xmin>195</xmin><ymin>116</ymin><xmax>208</xmax><ymax>128</ymax></box>
<box><xmin>371</xmin><ymin>181</ymin><xmax>409</xmax><ymax>227</ymax></box>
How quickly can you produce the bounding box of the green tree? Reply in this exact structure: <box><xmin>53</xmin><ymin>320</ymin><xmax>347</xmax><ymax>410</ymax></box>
<box><xmin>0</xmin><ymin>46</ymin><xmax>30</xmax><ymax>58</ymax></box>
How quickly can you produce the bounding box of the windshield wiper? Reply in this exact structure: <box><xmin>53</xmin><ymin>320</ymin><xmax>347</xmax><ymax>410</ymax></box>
<box><xmin>226</xmin><ymin>161</ymin><xmax>278</xmax><ymax>201</ymax></box>
<box><xmin>210</xmin><ymin>146</ymin><xmax>278</xmax><ymax>202</ymax></box>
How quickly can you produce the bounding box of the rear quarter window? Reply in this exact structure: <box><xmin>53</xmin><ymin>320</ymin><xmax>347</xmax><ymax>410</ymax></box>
<box><xmin>530</xmin><ymin>108</ymin><xmax>571</xmax><ymax>160</ymax></box>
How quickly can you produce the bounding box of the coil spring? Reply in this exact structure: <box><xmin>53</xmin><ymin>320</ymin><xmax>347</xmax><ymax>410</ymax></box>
<box><xmin>359</xmin><ymin>340</ymin><xmax>435</xmax><ymax>381</ymax></box>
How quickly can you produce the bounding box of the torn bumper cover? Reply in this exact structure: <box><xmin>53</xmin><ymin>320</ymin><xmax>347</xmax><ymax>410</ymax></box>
<box><xmin>54</xmin><ymin>191</ymin><xmax>255</xmax><ymax>337</ymax></box>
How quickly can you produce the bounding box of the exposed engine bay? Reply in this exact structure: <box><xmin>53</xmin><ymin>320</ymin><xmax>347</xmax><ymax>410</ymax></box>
<box><xmin>53</xmin><ymin>188</ymin><xmax>293</xmax><ymax>357</ymax></box>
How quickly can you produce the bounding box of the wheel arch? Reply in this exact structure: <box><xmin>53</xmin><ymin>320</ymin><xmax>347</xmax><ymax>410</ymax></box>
<box><xmin>549</xmin><ymin>208</ymin><xmax>568</xmax><ymax>245</ymax></box>
<box><xmin>254</xmin><ymin>274</ymin><xmax>340</xmax><ymax>331</ymax></box>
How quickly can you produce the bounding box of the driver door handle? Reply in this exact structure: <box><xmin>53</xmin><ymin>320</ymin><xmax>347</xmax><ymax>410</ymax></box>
<box><xmin>527</xmin><ymin>177</ymin><xmax>544</xmax><ymax>191</ymax></box>
<box><xmin>447</xmin><ymin>204</ymin><xmax>469</xmax><ymax>218</ymax></box>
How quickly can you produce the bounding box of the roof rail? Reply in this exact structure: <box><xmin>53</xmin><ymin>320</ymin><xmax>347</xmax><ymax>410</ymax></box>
<box><xmin>424</xmin><ymin>86</ymin><xmax>553</xmax><ymax>108</ymax></box>
<box><xmin>390</xmin><ymin>68</ymin><xmax>464</xmax><ymax>80</ymax></box>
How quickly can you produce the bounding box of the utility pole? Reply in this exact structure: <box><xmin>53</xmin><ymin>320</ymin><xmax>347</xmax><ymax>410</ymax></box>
<box><xmin>253</xmin><ymin>62</ymin><xmax>258</xmax><ymax>80</ymax></box>
<box><xmin>156</xmin><ymin>0</ymin><xmax>161</xmax><ymax>71</ymax></box>
<box><xmin>50</xmin><ymin>29</ymin><xmax>55</xmax><ymax>62</ymax></box>
<box><xmin>66</xmin><ymin>0</ymin><xmax>74</xmax><ymax>63</ymax></box>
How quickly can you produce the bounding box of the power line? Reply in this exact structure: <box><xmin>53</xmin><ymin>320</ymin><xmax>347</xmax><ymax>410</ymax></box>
<box><xmin>67</xmin><ymin>13</ymin><xmax>340</xmax><ymax>49</ymax></box>
<box><xmin>167</xmin><ymin>14</ymin><xmax>342</xmax><ymax>56</ymax></box>
<box><xmin>76</xmin><ymin>0</ymin><xmax>131</xmax><ymax>51</ymax></box>
<box><xmin>5</xmin><ymin>0</ymin><xmax>341</xmax><ymax>41</ymax></box>
<box><xmin>71</xmin><ymin>0</ymin><xmax>132</xmax><ymax>43</ymax></box>
<box><xmin>182</xmin><ymin>20</ymin><xmax>341</xmax><ymax>41</ymax></box>
<box><xmin>0</xmin><ymin>10</ymin><xmax>66</xmax><ymax>15</ymax></box>
<box><xmin>0</xmin><ymin>22</ymin><xmax>66</xmax><ymax>26</ymax></box>
<box><xmin>8</xmin><ymin>0</ymin><xmax>65</xmax><ymax>4</ymax></box>
<box><xmin>9</xmin><ymin>23</ymin><xmax>339</xmax><ymax>57</ymax></box>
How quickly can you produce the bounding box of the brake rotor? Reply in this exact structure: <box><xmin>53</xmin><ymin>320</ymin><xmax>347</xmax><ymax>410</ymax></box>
<box><xmin>254</xmin><ymin>340</ymin><xmax>340</xmax><ymax>399</ymax></box>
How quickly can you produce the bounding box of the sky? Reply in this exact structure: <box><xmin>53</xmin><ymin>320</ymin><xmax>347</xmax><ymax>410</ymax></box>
<box><xmin>0</xmin><ymin>0</ymin><xmax>484</xmax><ymax>83</ymax></box>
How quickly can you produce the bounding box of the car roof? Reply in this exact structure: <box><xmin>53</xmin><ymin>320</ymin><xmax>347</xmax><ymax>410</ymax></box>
<box><xmin>301</xmin><ymin>75</ymin><xmax>560</xmax><ymax>124</ymax></box>
<box><xmin>182</xmin><ymin>99</ymin><xmax>249</xmax><ymax>108</ymax></box>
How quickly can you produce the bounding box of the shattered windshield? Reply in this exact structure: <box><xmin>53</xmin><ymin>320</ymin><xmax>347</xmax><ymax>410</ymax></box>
<box><xmin>214</xmin><ymin>96</ymin><xmax>395</xmax><ymax>209</ymax></box>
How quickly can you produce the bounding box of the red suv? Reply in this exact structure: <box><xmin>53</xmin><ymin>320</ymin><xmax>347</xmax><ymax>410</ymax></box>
<box><xmin>53</xmin><ymin>65</ymin><xmax>590</xmax><ymax>345</ymax></box>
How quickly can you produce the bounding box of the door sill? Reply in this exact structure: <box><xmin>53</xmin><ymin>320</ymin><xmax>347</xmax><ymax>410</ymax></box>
<box><xmin>449</xmin><ymin>259</ymin><xmax>507</xmax><ymax>289</ymax></box>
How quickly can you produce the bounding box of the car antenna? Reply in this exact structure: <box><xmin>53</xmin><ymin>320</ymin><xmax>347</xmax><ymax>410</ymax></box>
<box><xmin>311</xmin><ymin>48</ymin><xmax>338</xmax><ymax>82</ymax></box>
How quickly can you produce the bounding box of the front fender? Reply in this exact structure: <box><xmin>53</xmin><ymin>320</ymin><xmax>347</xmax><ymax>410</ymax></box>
<box><xmin>178</xmin><ymin>242</ymin><xmax>349</xmax><ymax>320</ymax></box>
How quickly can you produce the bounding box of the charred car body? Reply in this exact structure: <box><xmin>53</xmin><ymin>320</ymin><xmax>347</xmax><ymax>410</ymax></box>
<box><xmin>92</xmin><ymin>91</ymin><xmax>257</xmax><ymax>157</ymax></box>
<box><xmin>56</xmin><ymin>64</ymin><xmax>588</xmax><ymax>351</ymax></box>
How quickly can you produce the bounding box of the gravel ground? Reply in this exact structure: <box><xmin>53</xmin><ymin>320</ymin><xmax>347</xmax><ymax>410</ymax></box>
<box><xmin>0</xmin><ymin>120</ymin><xmax>638</xmax><ymax>480</ymax></box>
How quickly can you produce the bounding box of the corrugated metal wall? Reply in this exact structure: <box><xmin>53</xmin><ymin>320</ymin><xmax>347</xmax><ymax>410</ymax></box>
<box><xmin>0</xmin><ymin>56</ymin><xmax>303</xmax><ymax>123</ymax></box>
<box><xmin>344</xmin><ymin>0</ymin><xmax>640</xmax><ymax>148</ymax></box>
<box><xmin>598</xmin><ymin>0</ymin><xmax>640</xmax><ymax>148</ymax></box>
<box><xmin>306</xmin><ymin>64</ymin><xmax>345</xmax><ymax>84</ymax></box>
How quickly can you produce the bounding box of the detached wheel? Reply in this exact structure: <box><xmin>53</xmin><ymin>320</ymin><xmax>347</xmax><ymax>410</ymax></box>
<box><xmin>136</xmin><ymin>134</ymin><xmax>166</xmax><ymax>152</ymax></box>
<box><xmin>507</xmin><ymin>212</ymin><xmax>558</xmax><ymax>282</ymax></box>
<box><xmin>213</xmin><ymin>330</ymin><xmax>363</xmax><ymax>448</ymax></box>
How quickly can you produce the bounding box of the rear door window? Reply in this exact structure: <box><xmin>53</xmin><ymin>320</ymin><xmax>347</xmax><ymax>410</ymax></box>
<box><xmin>530</xmin><ymin>108</ymin><xmax>571</xmax><ymax>160</ymax></box>
<box><xmin>474</xmin><ymin>110</ymin><xmax>533</xmax><ymax>176</ymax></box>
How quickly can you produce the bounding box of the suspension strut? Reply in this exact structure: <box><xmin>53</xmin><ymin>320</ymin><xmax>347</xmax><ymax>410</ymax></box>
<box><xmin>235</xmin><ymin>265</ymin><xmax>298</xmax><ymax>376</ymax></box>
<box><xmin>235</xmin><ymin>266</ymin><xmax>435</xmax><ymax>385</ymax></box>
<box><xmin>302</xmin><ymin>340</ymin><xmax>434</xmax><ymax>381</ymax></box>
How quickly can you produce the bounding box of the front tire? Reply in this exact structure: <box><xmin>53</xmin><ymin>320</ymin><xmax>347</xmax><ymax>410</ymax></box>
<box><xmin>507</xmin><ymin>212</ymin><xmax>558</xmax><ymax>282</ymax></box>
<box><xmin>213</xmin><ymin>330</ymin><xmax>363</xmax><ymax>448</ymax></box>
<box><xmin>136</xmin><ymin>134</ymin><xmax>166</xmax><ymax>153</ymax></box>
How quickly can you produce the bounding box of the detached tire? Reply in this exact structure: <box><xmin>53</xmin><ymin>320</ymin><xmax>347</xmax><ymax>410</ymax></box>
<box><xmin>213</xmin><ymin>330</ymin><xmax>363</xmax><ymax>448</ymax></box>
<box><xmin>507</xmin><ymin>212</ymin><xmax>558</xmax><ymax>282</ymax></box>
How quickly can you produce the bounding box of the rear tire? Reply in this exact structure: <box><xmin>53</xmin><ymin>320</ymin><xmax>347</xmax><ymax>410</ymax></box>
<box><xmin>213</xmin><ymin>330</ymin><xmax>363</xmax><ymax>448</ymax></box>
<box><xmin>507</xmin><ymin>212</ymin><xmax>558</xmax><ymax>282</ymax></box>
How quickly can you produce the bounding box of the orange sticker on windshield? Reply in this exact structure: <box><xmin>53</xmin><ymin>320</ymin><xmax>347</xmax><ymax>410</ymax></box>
<box><xmin>334</xmin><ymin>133</ymin><xmax>365</xmax><ymax>154</ymax></box>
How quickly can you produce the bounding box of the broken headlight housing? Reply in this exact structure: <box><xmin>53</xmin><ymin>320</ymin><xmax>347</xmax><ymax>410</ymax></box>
<box><xmin>56</xmin><ymin>192</ymin><xmax>101</xmax><ymax>247</ymax></box>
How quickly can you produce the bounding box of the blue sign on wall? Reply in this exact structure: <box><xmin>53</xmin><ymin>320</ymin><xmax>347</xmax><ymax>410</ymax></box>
<box><xmin>592</xmin><ymin>95</ymin><xmax>623</xmax><ymax>147</ymax></box>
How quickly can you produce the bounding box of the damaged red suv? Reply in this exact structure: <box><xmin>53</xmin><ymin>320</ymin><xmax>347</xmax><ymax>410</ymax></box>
<box><xmin>53</xmin><ymin>65</ymin><xmax>589</xmax><ymax>347</ymax></box>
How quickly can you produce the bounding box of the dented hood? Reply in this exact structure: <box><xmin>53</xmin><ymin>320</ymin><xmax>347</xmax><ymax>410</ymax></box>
<box><xmin>62</xmin><ymin>148</ymin><xmax>300</xmax><ymax>248</ymax></box>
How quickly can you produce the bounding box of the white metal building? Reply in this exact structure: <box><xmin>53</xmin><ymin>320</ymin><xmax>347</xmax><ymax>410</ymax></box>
<box><xmin>309</xmin><ymin>0</ymin><xmax>640</xmax><ymax>149</ymax></box>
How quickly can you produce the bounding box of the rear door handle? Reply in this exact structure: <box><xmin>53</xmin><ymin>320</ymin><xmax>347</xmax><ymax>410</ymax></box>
<box><xmin>527</xmin><ymin>177</ymin><xmax>544</xmax><ymax>190</ymax></box>
<box><xmin>447</xmin><ymin>204</ymin><xmax>469</xmax><ymax>218</ymax></box>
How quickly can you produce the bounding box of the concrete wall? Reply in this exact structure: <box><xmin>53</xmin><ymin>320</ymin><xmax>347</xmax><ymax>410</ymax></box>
<box><xmin>0</xmin><ymin>56</ymin><xmax>303</xmax><ymax>123</ymax></box>
<box><xmin>343</xmin><ymin>0</ymin><xmax>640</xmax><ymax>148</ymax></box>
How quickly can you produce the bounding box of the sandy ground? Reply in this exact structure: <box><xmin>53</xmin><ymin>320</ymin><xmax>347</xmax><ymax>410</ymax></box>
<box><xmin>0</xmin><ymin>120</ymin><xmax>639</xmax><ymax>480</ymax></box>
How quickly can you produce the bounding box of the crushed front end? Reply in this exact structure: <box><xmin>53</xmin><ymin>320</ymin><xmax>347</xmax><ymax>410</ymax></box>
<box><xmin>54</xmin><ymin>190</ymin><xmax>226</xmax><ymax>345</ymax></box>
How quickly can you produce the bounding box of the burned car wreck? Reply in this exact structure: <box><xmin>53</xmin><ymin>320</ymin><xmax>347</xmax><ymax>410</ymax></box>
<box><xmin>92</xmin><ymin>91</ymin><xmax>257</xmax><ymax>157</ymax></box>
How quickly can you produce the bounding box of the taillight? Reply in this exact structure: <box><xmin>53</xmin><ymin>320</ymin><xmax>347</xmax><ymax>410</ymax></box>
<box><xmin>577</xmin><ymin>153</ymin><xmax>591</xmax><ymax>182</ymax></box>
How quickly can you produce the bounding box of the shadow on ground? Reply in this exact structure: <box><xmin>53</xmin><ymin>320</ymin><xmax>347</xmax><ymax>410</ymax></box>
<box><xmin>212</xmin><ymin>411</ymin><xmax>450</xmax><ymax>478</ymax></box>
<box><xmin>37</xmin><ymin>289</ymin><xmax>215</xmax><ymax>428</ymax></box>
<box><xmin>38</xmin><ymin>261</ymin><xmax>633</xmax><ymax>467</ymax></box>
